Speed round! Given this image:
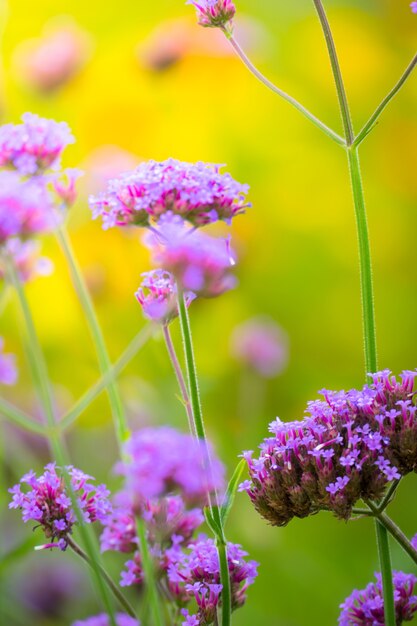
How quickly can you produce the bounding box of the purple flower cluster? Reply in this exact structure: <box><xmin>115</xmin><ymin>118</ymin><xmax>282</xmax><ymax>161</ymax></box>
<box><xmin>72</xmin><ymin>614</ymin><xmax>139</xmax><ymax>626</ymax></box>
<box><xmin>147</xmin><ymin>213</ymin><xmax>237</xmax><ymax>298</ymax></box>
<box><xmin>89</xmin><ymin>158</ymin><xmax>249</xmax><ymax>229</ymax></box>
<box><xmin>339</xmin><ymin>571</ymin><xmax>417</xmax><ymax>625</ymax></box>
<box><xmin>187</xmin><ymin>0</ymin><xmax>236</xmax><ymax>29</ymax></box>
<box><xmin>167</xmin><ymin>537</ymin><xmax>258</xmax><ymax>625</ymax></box>
<box><xmin>0</xmin><ymin>336</ymin><xmax>18</xmax><ymax>385</ymax></box>
<box><xmin>0</xmin><ymin>112</ymin><xmax>74</xmax><ymax>175</ymax></box>
<box><xmin>135</xmin><ymin>269</ymin><xmax>195</xmax><ymax>323</ymax></box>
<box><xmin>9</xmin><ymin>463</ymin><xmax>112</xmax><ymax>550</ymax></box>
<box><xmin>241</xmin><ymin>370</ymin><xmax>417</xmax><ymax>525</ymax></box>
<box><xmin>411</xmin><ymin>2</ymin><xmax>417</xmax><ymax>13</ymax></box>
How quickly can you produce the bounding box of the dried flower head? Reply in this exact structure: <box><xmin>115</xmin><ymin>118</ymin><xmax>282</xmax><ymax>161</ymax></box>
<box><xmin>135</xmin><ymin>269</ymin><xmax>195</xmax><ymax>323</ymax></box>
<box><xmin>148</xmin><ymin>213</ymin><xmax>237</xmax><ymax>298</ymax></box>
<box><xmin>9</xmin><ymin>463</ymin><xmax>112</xmax><ymax>550</ymax></box>
<box><xmin>0</xmin><ymin>113</ymin><xmax>74</xmax><ymax>175</ymax></box>
<box><xmin>339</xmin><ymin>571</ymin><xmax>417</xmax><ymax>625</ymax></box>
<box><xmin>241</xmin><ymin>370</ymin><xmax>417</xmax><ymax>526</ymax></box>
<box><xmin>72</xmin><ymin>614</ymin><xmax>140</xmax><ymax>626</ymax></box>
<box><xmin>187</xmin><ymin>0</ymin><xmax>236</xmax><ymax>30</ymax></box>
<box><xmin>0</xmin><ymin>337</ymin><xmax>18</xmax><ymax>385</ymax></box>
<box><xmin>89</xmin><ymin>158</ymin><xmax>249</xmax><ymax>229</ymax></box>
<box><xmin>167</xmin><ymin>537</ymin><xmax>258</xmax><ymax>625</ymax></box>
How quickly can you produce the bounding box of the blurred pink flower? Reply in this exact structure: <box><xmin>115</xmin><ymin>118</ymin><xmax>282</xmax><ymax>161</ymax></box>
<box><xmin>230</xmin><ymin>316</ymin><xmax>289</xmax><ymax>378</ymax></box>
<box><xmin>0</xmin><ymin>238</ymin><xmax>53</xmax><ymax>283</ymax></box>
<box><xmin>82</xmin><ymin>145</ymin><xmax>140</xmax><ymax>195</ymax></box>
<box><xmin>13</xmin><ymin>17</ymin><xmax>93</xmax><ymax>92</ymax></box>
<box><xmin>0</xmin><ymin>337</ymin><xmax>17</xmax><ymax>385</ymax></box>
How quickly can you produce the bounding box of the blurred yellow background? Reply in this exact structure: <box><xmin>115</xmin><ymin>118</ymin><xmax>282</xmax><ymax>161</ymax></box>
<box><xmin>1</xmin><ymin>0</ymin><xmax>416</xmax><ymax>624</ymax></box>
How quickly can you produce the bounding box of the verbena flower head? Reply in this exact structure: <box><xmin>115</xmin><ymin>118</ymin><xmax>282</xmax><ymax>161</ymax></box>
<box><xmin>230</xmin><ymin>316</ymin><xmax>289</xmax><ymax>378</ymax></box>
<box><xmin>339</xmin><ymin>571</ymin><xmax>417</xmax><ymax>625</ymax></box>
<box><xmin>9</xmin><ymin>463</ymin><xmax>112</xmax><ymax>550</ymax></box>
<box><xmin>0</xmin><ymin>238</ymin><xmax>53</xmax><ymax>282</ymax></box>
<box><xmin>187</xmin><ymin>0</ymin><xmax>236</xmax><ymax>30</ymax></box>
<box><xmin>0</xmin><ymin>171</ymin><xmax>56</xmax><ymax>244</ymax></box>
<box><xmin>72</xmin><ymin>614</ymin><xmax>140</xmax><ymax>626</ymax></box>
<box><xmin>135</xmin><ymin>269</ymin><xmax>195</xmax><ymax>323</ymax></box>
<box><xmin>411</xmin><ymin>2</ymin><xmax>417</xmax><ymax>14</ymax></box>
<box><xmin>167</xmin><ymin>537</ymin><xmax>258</xmax><ymax>625</ymax></box>
<box><xmin>148</xmin><ymin>213</ymin><xmax>237</xmax><ymax>298</ymax></box>
<box><xmin>0</xmin><ymin>337</ymin><xmax>18</xmax><ymax>385</ymax></box>
<box><xmin>120</xmin><ymin>427</ymin><xmax>225</xmax><ymax>506</ymax></box>
<box><xmin>89</xmin><ymin>158</ymin><xmax>249</xmax><ymax>229</ymax></box>
<box><xmin>241</xmin><ymin>370</ymin><xmax>417</xmax><ymax>525</ymax></box>
<box><xmin>0</xmin><ymin>112</ymin><xmax>74</xmax><ymax>175</ymax></box>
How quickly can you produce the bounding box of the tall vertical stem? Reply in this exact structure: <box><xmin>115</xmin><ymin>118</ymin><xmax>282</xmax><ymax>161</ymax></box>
<box><xmin>311</xmin><ymin>2</ymin><xmax>393</xmax><ymax>624</ymax></box>
<box><xmin>177</xmin><ymin>292</ymin><xmax>232</xmax><ymax>626</ymax></box>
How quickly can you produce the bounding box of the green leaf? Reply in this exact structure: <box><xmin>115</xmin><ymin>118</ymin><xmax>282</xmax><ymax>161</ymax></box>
<box><xmin>220</xmin><ymin>459</ymin><xmax>246</xmax><ymax>527</ymax></box>
<box><xmin>204</xmin><ymin>506</ymin><xmax>223</xmax><ymax>540</ymax></box>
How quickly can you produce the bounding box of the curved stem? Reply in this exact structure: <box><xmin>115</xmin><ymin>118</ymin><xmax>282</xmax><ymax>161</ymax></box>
<box><xmin>311</xmin><ymin>0</ymin><xmax>354</xmax><ymax>145</ymax></box>
<box><xmin>176</xmin><ymin>292</ymin><xmax>231</xmax><ymax>626</ymax></box>
<box><xmin>223</xmin><ymin>31</ymin><xmax>345</xmax><ymax>147</ymax></box>
<box><xmin>162</xmin><ymin>324</ymin><xmax>195</xmax><ymax>436</ymax></box>
<box><xmin>354</xmin><ymin>53</ymin><xmax>417</xmax><ymax>147</ymax></box>
<box><xmin>68</xmin><ymin>536</ymin><xmax>136</xmax><ymax>618</ymax></box>
<box><xmin>56</xmin><ymin>226</ymin><xmax>130</xmax><ymax>449</ymax></box>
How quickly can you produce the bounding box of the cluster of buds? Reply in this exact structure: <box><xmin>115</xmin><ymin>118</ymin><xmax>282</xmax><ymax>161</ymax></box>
<box><xmin>241</xmin><ymin>370</ymin><xmax>417</xmax><ymax>525</ymax></box>
<box><xmin>135</xmin><ymin>269</ymin><xmax>195</xmax><ymax>323</ymax></box>
<box><xmin>187</xmin><ymin>0</ymin><xmax>236</xmax><ymax>31</ymax></box>
<box><xmin>9</xmin><ymin>463</ymin><xmax>112</xmax><ymax>550</ymax></box>
<box><xmin>339</xmin><ymin>571</ymin><xmax>417</xmax><ymax>625</ymax></box>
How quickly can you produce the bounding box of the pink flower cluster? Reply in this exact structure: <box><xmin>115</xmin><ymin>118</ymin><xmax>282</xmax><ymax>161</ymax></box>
<box><xmin>187</xmin><ymin>0</ymin><xmax>236</xmax><ymax>29</ymax></box>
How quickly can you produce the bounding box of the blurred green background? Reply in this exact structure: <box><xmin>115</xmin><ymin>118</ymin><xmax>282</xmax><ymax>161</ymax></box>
<box><xmin>0</xmin><ymin>0</ymin><xmax>416</xmax><ymax>624</ymax></box>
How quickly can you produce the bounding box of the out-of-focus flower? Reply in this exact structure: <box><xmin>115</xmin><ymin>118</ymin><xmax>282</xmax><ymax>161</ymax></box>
<box><xmin>148</xmin><ymin>213</ymin><xmax>237</xmax><ymax>298</ymax></box>
<box><xmin>0</xmin><ymin>238</ymin><xmax>53</xmax><ymax>282</ymax></box>
<box><xmin>411</xmin><ymin>2</ymin><xmax>417</xmax><ymax>14</ymax></box>
<box><xmin>241</xmin><ymin>370</ymin><xmax>417</xmax><ymax>526</ymax></box>
<box><xmin>167</xmin><ymin>537</ymin><xmax>258</xmax><ymax>624</ymax></box>
<box><xmin>0</xmin><ymin>337</ymin><xmax>17</xmax><ymax>385</ymax></box>
<box><xmin>119</xmin><ymin>426</ymin><xmax>225</xmax><ymax>506</ymax></box>
<box><xmin>13</xmin><ymin>18</ymin><xmax>92</xmax><ymax>93</ymax></box>
<box><xmin>230</xmin><ymin>316</ymin><xmax>289</xmax><ymax>378</ymax></box>
<box><xmin>187</xmin><ymin>0</ymin><xmax>236</xmax><ymax>30</ymax></box>
<box><xmin>135</xmin><ymin>269</ymin><xmax>195</xmax><ymax>323</ymax></box>
<box><xmin>83</xmin><ymin>146</ymin><xmax>140</xmax><ymax>195</ymax></box>
<box><xmin>52</xmin><ymin>168</ymin><xmax>83</xmax><ymax>207</ymax></box>
<box><xmin>89</xmin><ymin>158</ymin><xmax>249</xmax><ymax>229</ymax></box>
<box><xmin>9</xmin><ymin>463</ymin><xmax>112</xmax><ymax>550</ymax></box>
<box><xmin>72</xmin><ymin>615</ymin><xmax>140</xmax><ymax>626</ymax></box>
<box><xmin>339</xmin><ymin>571</ymin><xmax>417</xmax><ymax>625</ymax></box>
<box><xmin>0</xmin><ymin>113</ymin><xmax>74</xmax><ymax>176</ymax></box>
<box><xmin>0</xmin><ymin>171</ymin><xmax>56</xmax><ymax>243</ymax></box>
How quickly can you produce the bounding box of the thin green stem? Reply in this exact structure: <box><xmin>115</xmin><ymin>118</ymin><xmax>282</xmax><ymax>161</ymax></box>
<box><xmin>377</xmin><ymin>479</ymin><xmax>401</xmax><ymax>513</ymax></box>
<box><xmin>56</xmin><ymin>226</ymin><xmax>130</xmax><ymax>448</ymax></box>
<box><xmin>60</xmin><ymin>324</ymin><xmax>154</xmax><ymax>431</ymax></box>
<box><xmin>136</xmin><ymin>517</ymin><xmax>164</xmax><ymax>626</ymax></box>
<box><xmin>223</xmin><ymin>30</ymin><xmax>345</xmax><ymax>147</ymax></box>
<box><xmin>162</xmin><ymin>324</ymin><xmax>195</xmax><ymax>436</ymax></box>
<box><xmin>375</xmin><ymin>511</ymin><xmax>417</xmax><ymax>567</ymax></box>
<box><xmin>374</xmin><ymin>521</ymin><xmax>396</xmax><ymax>626</ymax></box>
<box><xmin>0</xmin><ymin>397</ymin><xmax>46</xmax><ymax>435</ymax></box>
<box><xmin>67</xmin><ymin>537</ymin><xmax>136</xmax><ymax>618</ymax></box>
<box><xmin>354</xmin><ymin>53</ymin><xmax>417</xmax><ymax>147</ymax></box>
<box><xmin>311</xmin><ymin>0</ymin><xmax>354</xmax><ymax>145</ymax></box>
<box><xmin>177</xmin><ymin>291</ymin><xmax>231</xmax><ymax>626</ymax></box>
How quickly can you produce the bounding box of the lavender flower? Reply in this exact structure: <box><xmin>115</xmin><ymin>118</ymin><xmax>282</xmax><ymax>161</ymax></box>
<box><xmin>0</xmin><ymin>171</ymin><xmax>56</xmax><ymax>243</ymax></box>
<box><xmin>241</xmin><ymin>370</ymin><xmax>417</xmax><ymax>525</ymax></box>
<box><xmin>0</xmin><ymin>112</ymin><xmax>74</xmax><ymax>175</ymax></box>
<box><xmin>135</xmin><ymin>269</ymin><xmax>195</xmax><ymax>323</ymax></box>
<box><xmin>148</xmin><ymin>213</ymin><xmax>237</xmax><ymax>298</ymax></box>
<box><xmin>187</xmin><ymin>0</ymin><xmax>236</xmax><ymax>30</ymax></box>
<box><xmin>167</xmin><ymin>537</ymin><xmax>258</xmax><ymax>625</ymax></box>
<box><xmin>9</xmin><ymin>463</ymin><xmax>112</xmax><ymax>550</ymax></box>
<box><xmin>89</xmin><ymin>158</ymin><xmax>249</xmax><ymax>229</ymax></box>
<box><xmin>0</xmin><ymin>337</ymin><xmax>17</xmax><ymax>385</ymax></box>
<box><xmin>119</xmin><ymin>427</ymin><xmax>225</xmax><ymax>506</ymax></box>
<box><xmin>339</xmin><ymin>571</ymin><xmax>417</xmax><ymax>625</ymax></box>
<box><xmin>230</xmin><ymin>316</ymin><xmax>289</xmax><ymax>378</ymax></box>
<box><xmin>411</xmin><ymin>2</ymin><xmax>417</xmax><ymax>13</ymax></box>
<box><xmin>72</xmin><ymin>614</ymin><xmax>140</xmax><ymax>626</ymax></box>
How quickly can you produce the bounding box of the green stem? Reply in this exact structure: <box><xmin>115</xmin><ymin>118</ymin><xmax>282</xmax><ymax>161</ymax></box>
<box><xmin>374</xmin><ymin>521</ymin><xmax>396</xmax><ymax>625</ymax></box>
<box><xmin>223</xmin><ymin>30</ymin><xmax>345</xmax><ymax>147</ymax></box>
<box><xmin>375</xmin><ymin>511</ymin><xmax>417</xmax><ymax>567</ymax></box>
<box><xmin>67</xmin><ymin>537</ymin><xmax>136</xmax><ymax>618</ymax></box>
<box><xmin>0</xmin><ymin>397</ymin><xmax>46</xmax><ymax>435</ymax></box>
<box><xmin>60</xmin><ymin>324</ymin><xmax>154</xmax><ymax>431</ymax></box>
<box><xmin>354</xmin><ymin>53</ymin><xmax>417</xmax><ymax>147</ymax></box>
<box><xmin>177</xmin><ymin>292</ymin><xmax>231</xmax><ymax>626</ymax></box>
<box><xmin>56</xmin><ymin>226</ymin><xmax>130</xmax><ymax>448</ymax></box>
<box><xmin>162</xmin><ymin>324</ymin><xmax>195</xmax><ymax>436</ymax></box>
<box><xmin>136</xmin><ymin>517</ymin><xmax>164</xmax><ymax>626</ymax></box>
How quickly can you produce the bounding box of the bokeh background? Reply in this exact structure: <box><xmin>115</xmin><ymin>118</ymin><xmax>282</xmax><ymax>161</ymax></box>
<box><xmin>0</xmin><ymin>0</ymin><xmax>416</xmax><ymax>624</ymax></box>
